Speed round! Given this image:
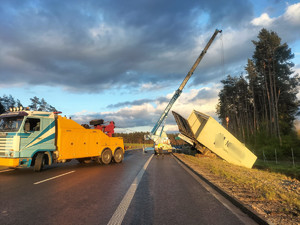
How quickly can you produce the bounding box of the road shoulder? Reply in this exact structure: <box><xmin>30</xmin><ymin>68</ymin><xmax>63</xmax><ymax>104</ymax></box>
<box><xmin>173</xmin><ymin>153</ymin><xmax>279</xmax><ymax>225</ymax></box>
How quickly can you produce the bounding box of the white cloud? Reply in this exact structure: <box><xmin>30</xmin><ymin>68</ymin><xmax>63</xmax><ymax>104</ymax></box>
<box><xmin>250</xmin><ymin>3</ymin><xmax>300</xmax><ymax>44</ymax></box>
<box><xmin>68</xmin><ymin>2</ymin><xmax>300</xmax><ymax>133</ymax></box>
<box><xmin>2</xmin><ymin>1</ymin><xmax>300</xmax><ymax>134</ymax></box>
<box><xmin>251</xmin><ymin>13</ymin><xmax>274</xmax><ymax>26</ymax></box>
<box><xmin>284</xmin><ymin>3</ymin><xmax>300</xmax><ymax>26</ymax></box>
<box><xmin>295</xmin><ymin>65</ymin><xmax>300</xmax><ymax>74</ymax></box>
<box><xmin>165</xmin><ymin>124</ymin><xmax>179</xmax><ymax>132</ymax></box>
<box><xmin>171</xmin><ymin>87</ymin><xmax>220</xmax><ymax>121</ymax></box>
<box><xmin>140</xmin><ymin>82</ymin><xmax>164</xmax><ymax>91</ymax></box>
<box><xmin>71</xmin><ymin>84</ymin><xmax>221</xmax><ymax>133</ymax></box>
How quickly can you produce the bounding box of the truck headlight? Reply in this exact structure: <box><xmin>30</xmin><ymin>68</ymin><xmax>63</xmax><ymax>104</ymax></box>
<box><xmin>9</xmin><ymin>150</ymin><xmax>14</xmax><ymax>157</ymax></box>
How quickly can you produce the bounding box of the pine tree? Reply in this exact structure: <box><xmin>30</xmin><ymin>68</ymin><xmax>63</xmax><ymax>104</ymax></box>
<box><xmin>29</xmin><ymin>96</ymin><xmax>40</xmax><ymax>111</ymax></box>
<box><xmin>39</xmin><ymin>98</ymin><xmax>48</xmax><ymax>111</ymax></box>
<box><xmin>0</xmin><ymin>95</ymin><xmax>22</xmax><ymax>111</ymax></box>
<box><xmin>46</xmin><ymin>105</ymin><xmax>57</xmax><ymax>112</ymax></box>
<box><xmin>252</xmin><ymin>28</ymin><xmax>299</xmax><ymax>143</ymax></box>
<box><xmin>245</xmin><ymin>59</ymin><xmax>259</xmax><ymax>136</ymax></box>
<box><xmin>217</xmin><ymin>28</ymin><xmax>299</xmax><ymax>150</ymax></box>
<box><xmin>217</xmin><ymin>75</ymin><xmax>252</xmax><ymax>142</ymax></box>
<box><xmin>0</xmin><ymin>102</ymin><xmax>4</xmax><ymax>114</ymax></box>
<box><xmin>29</xmin><ymin>96</ymin><xmax>57</xmax><ymax>112</ymax></box>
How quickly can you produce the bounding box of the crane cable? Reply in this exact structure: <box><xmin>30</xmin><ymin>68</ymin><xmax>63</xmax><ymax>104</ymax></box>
<box><xmin>219</xmin><ymin>31</ymin><xmax>230</xmax><ymax>127</ymax></box>
<box><xmin>220</xmin><ymin>31</ymin><xmax>226</xmax><ymax>78</ymax></box>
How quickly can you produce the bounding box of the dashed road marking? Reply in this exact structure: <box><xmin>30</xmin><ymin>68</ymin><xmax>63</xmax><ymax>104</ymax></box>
<box><xmin>0</xmin><ymin>169</ymin><xmax>15</xmax><ymax>173</ymax></box>
<box><xmin>107</xmin><ymin>154</ymin><xmax>153</xmax><ymax>225</ymax></box>
<box><xmin>34</xmin><ymin>171</ymin><xmax>75</xmax><ymax>185</ymax></box>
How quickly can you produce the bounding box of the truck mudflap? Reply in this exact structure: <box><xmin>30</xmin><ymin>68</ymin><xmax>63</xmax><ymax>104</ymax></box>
<box><xmin>0</xmin><ymin>158</ymin><xmax>19</xmax><ymax>167</ymax></box>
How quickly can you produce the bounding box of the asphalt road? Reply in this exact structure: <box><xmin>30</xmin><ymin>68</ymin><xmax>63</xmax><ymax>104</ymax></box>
<box><xmin>0</xmin><ymin>150</ymin><xmax>258</xmax><ymax>225</ymax></box>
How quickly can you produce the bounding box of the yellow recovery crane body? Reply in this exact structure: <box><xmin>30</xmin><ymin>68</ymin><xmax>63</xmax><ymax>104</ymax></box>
<box><xmin>56</xmin><ymin>116</ymin><xmax>123</xmax><ymax>161</ymax></box>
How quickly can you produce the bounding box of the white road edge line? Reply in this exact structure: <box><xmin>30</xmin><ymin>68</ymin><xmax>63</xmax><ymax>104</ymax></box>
<box><xmin>107</xmin><ymin>154</ymin><xmax>154</xmax><ymax>225</ymax></box>
<box><xmin>33</xmin><ymin>171</ymin><xmax>75</xmax><ymax>185</ymax></box>
<box><xmin>0</xmin><ymin>169</ymin><xmax>15</xmax><ymax>173</ymax></box>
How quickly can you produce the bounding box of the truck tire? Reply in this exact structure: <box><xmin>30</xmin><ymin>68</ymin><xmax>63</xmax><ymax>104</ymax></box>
<box><xmin>34</xmin><ymin>153</ymin><xmax>45</xmax><ymax>172</ymax></box>
<box><xmin>113</xmin><ymin>148</ymin><xmax>123</xmax><ymax>163</ymax></box>
<box><xmin>101</xmin><ymin>149</ymin><xmax>112</xmax><ymax>165</ymax></box>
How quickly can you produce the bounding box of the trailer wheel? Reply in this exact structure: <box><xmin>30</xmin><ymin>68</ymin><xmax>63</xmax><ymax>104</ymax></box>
<box><xmin>113</xmin><ymin>148</ymin><xmax>123</xmax><ymax>163</ymax></box>
<box><xmin>101</xmin><ymin>149</ymin><xmax>112</xmax><ymax>165</ymax></box>
<box><xmin>34</xmin><ymin>153</ymin><xmax>45</xmax><ymax>172</ymax></box>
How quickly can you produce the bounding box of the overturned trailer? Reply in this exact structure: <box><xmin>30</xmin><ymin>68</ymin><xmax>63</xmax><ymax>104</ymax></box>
<box><xmin>172</xmin><ymin>110</ymin><xmax>257</xmax><ymax>168</ymax></box>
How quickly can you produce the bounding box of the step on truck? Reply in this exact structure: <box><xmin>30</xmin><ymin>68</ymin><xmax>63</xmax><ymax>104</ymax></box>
<box><xmin>0</xmin><ymin>108</ymin><xmax>124</xmax><ymax>171</ymax></box>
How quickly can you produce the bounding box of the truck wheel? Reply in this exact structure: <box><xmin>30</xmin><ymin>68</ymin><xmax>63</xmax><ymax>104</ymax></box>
<box><xmin>113</xmin><ymin>149</ymin><xmax>123</xmax><ymax>163</ymax></box>
<box><xmin>101</xmin><ymin>149</ymin><xmax>112</xmax><ymax>165</ymax></box>
<box><xmin>34</xmin><ymin>153</ymin><xmax>45</xmax><ymax>172</ymax></box>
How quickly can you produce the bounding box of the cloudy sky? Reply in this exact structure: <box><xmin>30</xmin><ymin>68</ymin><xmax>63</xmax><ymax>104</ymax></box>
<box><xmin>1</xmin><ymin>0</ymin><xmax>299</xmax><ymax>133</ymax></box>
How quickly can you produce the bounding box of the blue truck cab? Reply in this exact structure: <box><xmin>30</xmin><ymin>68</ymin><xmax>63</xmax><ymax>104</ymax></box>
<box><xmin>0</xmin><ymin>108</ymin><xmax>56</xmax><ymax>171</ymax></box>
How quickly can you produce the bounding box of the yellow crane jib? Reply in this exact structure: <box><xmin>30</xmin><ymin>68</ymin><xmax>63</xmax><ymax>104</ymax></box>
<box><xmin>148</xmin><ymin>29</ymin><xmax>222</xmax><ymax>152</ymax></box>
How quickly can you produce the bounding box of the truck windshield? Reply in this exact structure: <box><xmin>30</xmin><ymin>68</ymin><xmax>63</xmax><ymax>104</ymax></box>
<box><xmin>0</xmin><ymin>116</ymin><xmax>24</xmax><ymax>132</ymax></box>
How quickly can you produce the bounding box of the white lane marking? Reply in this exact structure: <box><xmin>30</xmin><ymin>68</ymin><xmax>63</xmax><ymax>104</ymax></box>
<box><xmin>107</xmin><ymin>154</ymin><xmax>153</xmax><ymax>225</ymax></box>
<box><xmin>0</xmin><ymin>169</ymin><xmax>15</xmax><ymax>173</ymax></box>
<box><xmin>34</xmin><ymin>171</ymin><xmax>75</xmax><ymax>185</ymax></box>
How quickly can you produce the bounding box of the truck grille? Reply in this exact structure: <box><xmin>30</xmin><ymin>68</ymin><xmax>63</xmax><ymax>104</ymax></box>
<box><xmin>0</xmin><ymin>137</ymin><xmax>14</xmax><ymax>156</ymax></box>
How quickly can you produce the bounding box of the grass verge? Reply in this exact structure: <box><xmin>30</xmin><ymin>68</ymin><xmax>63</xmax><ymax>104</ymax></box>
<box><xmin>124</xmin><ymin>143</ymin><xmax>153</xmax><ymax>150</ymax></box>
<box><xmin>254</xmin><ymin>159</ymin><xmax>300</xmax><ymax>180</ymax></box>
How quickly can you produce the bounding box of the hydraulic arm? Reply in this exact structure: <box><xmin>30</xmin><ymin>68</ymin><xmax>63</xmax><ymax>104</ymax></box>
<box><xmin>150</xmin><ymin>29</ymin><xmax>222</xmax><ymax>136</ymax></box>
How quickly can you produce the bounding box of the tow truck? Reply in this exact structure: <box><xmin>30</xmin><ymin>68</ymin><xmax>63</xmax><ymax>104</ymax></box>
<box><xmin>0</xmin><ymin>107</ymin><xmax>124</xmax><ymax>171</ymax></box>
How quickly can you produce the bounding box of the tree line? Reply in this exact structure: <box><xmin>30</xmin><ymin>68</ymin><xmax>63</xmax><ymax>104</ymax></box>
<box><xmin>217</xmin><ymin>28</ymin><xmax>300</xmax><ymax>158</ymax></box>
<box><xmin>114</xmin><ymin>132</ymin><xmax>186</xmax><ymax>146</ymax></box>
<box><xmin>0</xmin><ymin>95</ymin><xmax>57</xmax><ymax>114</ymax></box>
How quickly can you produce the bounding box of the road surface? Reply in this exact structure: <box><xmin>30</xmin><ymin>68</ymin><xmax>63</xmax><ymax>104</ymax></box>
<box><xmin>0</xmin><ymin>150</ymin><xmax>258</xmax><ymax>225</ymax></box>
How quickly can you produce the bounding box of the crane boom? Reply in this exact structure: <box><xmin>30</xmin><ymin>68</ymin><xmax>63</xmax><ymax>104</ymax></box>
<box><xmin>150</xmin><ymin>29</ymin><xmax>222</xmax><ymax>135</ymax></box>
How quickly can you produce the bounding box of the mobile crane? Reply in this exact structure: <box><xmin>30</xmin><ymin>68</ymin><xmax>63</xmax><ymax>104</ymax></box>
<box><xmin>147</xmin><ymin>29</ymin><xmax>222</xmax><ymax>154</ymax></box>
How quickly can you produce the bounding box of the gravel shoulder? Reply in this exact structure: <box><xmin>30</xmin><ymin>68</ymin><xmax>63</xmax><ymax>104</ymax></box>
<box><xmin>174</xmin><ymin>153</ymin><xmax>300</xmax><ymax>225</ymax></box>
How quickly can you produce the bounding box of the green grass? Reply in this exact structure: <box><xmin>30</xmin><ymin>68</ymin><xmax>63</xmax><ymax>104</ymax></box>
<box><xmin>177</xmin><ymin>154</ymin><xmax>300</xmax><ymax>213</ymax></box>
<box><xmin>254</xmin><ymin>159</ymin><xmax>300</xmax><ymax>180</ymax></box>
<box><xmin>124</xmin><ymin>143</ymin><xmax>153</xmax><ymax>150</ymax></box>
